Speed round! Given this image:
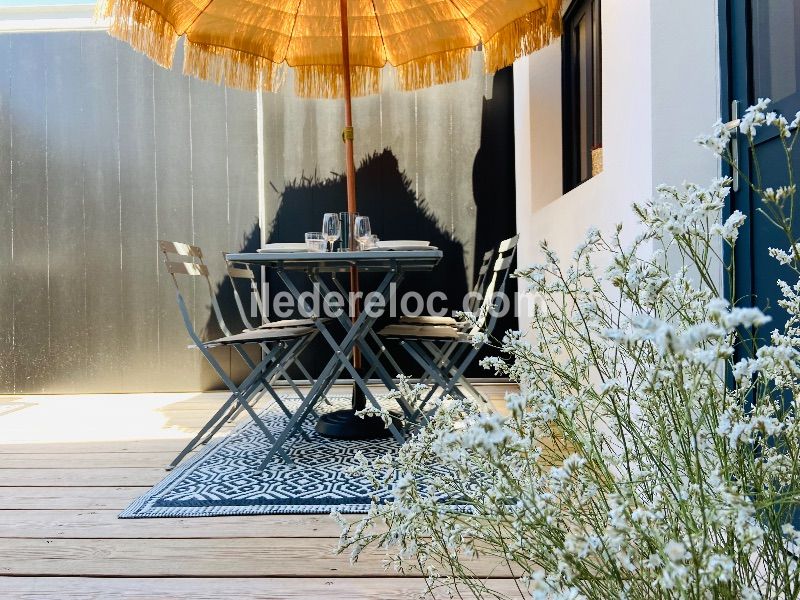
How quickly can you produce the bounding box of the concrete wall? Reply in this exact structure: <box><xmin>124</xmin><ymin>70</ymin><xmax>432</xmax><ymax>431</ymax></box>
<box><xmin>0</xmin><ymin>31</ymin><xmax>261</xmax><ymax>393</ymax></box>
<box><xmin>513</xmin><ymin>0</ymin><xmax>722</xmax><ymax>331</ymax></box>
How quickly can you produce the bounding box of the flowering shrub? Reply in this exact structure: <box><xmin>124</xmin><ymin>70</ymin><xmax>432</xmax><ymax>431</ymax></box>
<box><xmin>336</xmin><ymin>102</ymin><xmax>800</xmax><ymax>599</ymax></box>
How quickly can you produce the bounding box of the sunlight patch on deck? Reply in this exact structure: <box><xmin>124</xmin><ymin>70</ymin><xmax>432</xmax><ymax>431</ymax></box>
<box><xmin>0</xmin><ymin>393</ymin><xmax>215</xmax><ymax>444</ymax></box>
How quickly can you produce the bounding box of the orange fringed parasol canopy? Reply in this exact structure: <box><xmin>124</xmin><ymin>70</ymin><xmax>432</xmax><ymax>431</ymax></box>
<box><xmin>95</xmin><ymin>0</ymin><xmax>562</xmax><ymax>99</ymax></box>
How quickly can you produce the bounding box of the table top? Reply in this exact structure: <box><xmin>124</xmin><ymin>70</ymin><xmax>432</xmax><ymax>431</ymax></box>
<box><xmin>226</xmin><ymin>249</ymin><xmax>443</xmax><ymax>272</ymax></box>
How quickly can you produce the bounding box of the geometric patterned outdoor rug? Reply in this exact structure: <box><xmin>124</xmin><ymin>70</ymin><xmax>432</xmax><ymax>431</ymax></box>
<box><xmin>120</xmin><ymin>397</ymin><xmax>402</xmax><ymax>518</ymax></box>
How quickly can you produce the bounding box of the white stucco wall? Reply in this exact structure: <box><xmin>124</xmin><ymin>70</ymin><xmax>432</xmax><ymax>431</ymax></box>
<box><xmin>513</xmin><ymin>0</ymin><xmax>721</xmax><ymax>331</ymax></box>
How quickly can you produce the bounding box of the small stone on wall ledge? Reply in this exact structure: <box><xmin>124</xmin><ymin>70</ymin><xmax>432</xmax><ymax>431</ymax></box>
<box><xmin>591</xmin><ymin>146</ymin><xmax>604</xmax><ymax>177</ymax></box>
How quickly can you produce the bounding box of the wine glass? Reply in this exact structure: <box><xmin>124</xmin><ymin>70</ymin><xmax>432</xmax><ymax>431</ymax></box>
<box><xmin>322</xmin><ymin>213</ymin><xmax>341</xmax><ymax>252</ymax></box>
<box><xmin>354</xmin><ymin>216</ymin><xmax>371</xmax><ymax>250</ymax></box>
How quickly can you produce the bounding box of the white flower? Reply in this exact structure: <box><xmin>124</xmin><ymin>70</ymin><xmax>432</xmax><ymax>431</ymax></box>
<box><xmin>469</xmin><ymin>331</ymin><xmax>488</xmax><ymax>348</ymax></box>
<box><xmin>393</xmin><ymin>473</ymin><xmax>415</xmax><ymax>501</ymax></box>
<box><xmin>769</xmin><ymin>246</ymin><xmax>794</xmax><ymax>265</ymax></box>
<box><xmin>766</xmin><ymin>111</ymin><xmax>793</xmax><ymax>137</ymax></box>
<box><xmin>739</xmin><ymin>98</ymin><xmax>771</xmax><ymax>137</ymax></box>
<box><xmin>782</xmin><ymin>523</ymin><xmax>800</xmax><ymax>546</ymax></box>
<box><xmin>762</xmin><ymin>185</ymin><xmax>796</xmax><ymax>206</ymax></box>
<box><xmin>599</xmin><ymin>379</ymin><xmax>625</xmax><ymax>395</ymax></box>
<box><xmin>505</xmin><ymin>392</ymin><xmax>526</xmax><ymax>415</ymax></box>
<box><xmin>704</xmin><ymin>554</ymin><xmax>734</xmax><ymax>583</ymax></box>
<box><xmin>696</xmin><ymin>120</ymin><xmax>733</xmax><ymax>156</ymax></box>
<box><xmin>562</xmin><ymin>454</ymin><xmax>585</xmax><ymax>475</ymax></box>
<box><xmin>707</xmin><ymin>297</ymin><xmax>729</xmax><ymax>316</ymax></box>
<box><xmin>777</xmin><ymin>115</ymin><xmax>792</xmax><ymax>137</ymax></box>
<box><xmin>724</xmin><ymin>307</ymin><xmax>771</xmax><ymax>329</ymax></box>
<box><xmin>710</xmin><ymin>210</ymin><xmax>746</xmax><ymax>243</ymax></box>
<box><xmin>664</xmin><ymin>540</ymin><xmax>688</xmax><ymax>563</ymax></box>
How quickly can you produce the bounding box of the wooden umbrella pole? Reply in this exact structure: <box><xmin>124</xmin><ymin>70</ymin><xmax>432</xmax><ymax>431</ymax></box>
<box><xmin>340</xmin><ymin>0</ymin><xmax>357</xmax><ymax>217</ymax></box>
<box><xmin>339</xmin><ymin>0</ymin><xmax>362</xmax><ymax>371</ymax></box>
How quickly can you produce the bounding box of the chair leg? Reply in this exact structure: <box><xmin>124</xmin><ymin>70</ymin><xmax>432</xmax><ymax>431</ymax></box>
<box><xmin>193</xmin><ymin>369</ymin><xmax>283</xmax><ymax>457</ymax></box>
<box><xmin>255</xmin><ymin>339</ymin><xmax>317</xmax><ymax>440</ymax></box>
<box><xmin>224</xmin><ymin>385</ymin><xmax>267</xmax><ymax>424</ymax></box>
<box><xmin>256</xmin><ymin>348</ymin><xmax>345</xmax><ymax>472</ymax></box>
<box><xmin>224</xmin><ymin>341</ymin><xmax>312</xmax><ymax>441</ymax></box>
<box><xmin>400</xmin><ymin>340</ymin><xmax>469</xmax><ymax>420</ymax></box>
<box><xmin>262</xmin><ymin>383</ymin><xmax>312</xmax><ymax>442</ymax></box>
<box><xmin>416</xmin><ymin>341</ymin><xmax>463</xmax><ymax>406</ymax></box>
<box><xmin>436</xmin><ymin>347</ymin><xmax>481</xmax><ymax>403</ymax></box>
<box><xmin>424</xmin><ymin>340</ymin><xmax>485</xmax><ymax>403</ymax></box>
<box><xmin>234</xmin><ymin>382</ymin><xmax>294</xmax><ymax>465</ymax></box>
<box><xmin>166</xmin><ymin>393</ymin><xmax>238</xmax><ymax>470</ymax></box>
<box><xmin>211</xmin><ymin>343</ymin><xmax>284</xmax><ymax>431</ymax></box>
<box><xmin>272</xmin><ymin>337</ymin><xmax>320</xmax><ymax>421</ymax></box>
<box><xmin>182</xmin><ymin>342</ymin><xmax>296</xmax><ymax>468</ymax></box>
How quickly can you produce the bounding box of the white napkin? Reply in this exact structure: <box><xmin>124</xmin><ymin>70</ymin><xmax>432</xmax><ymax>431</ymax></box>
<box><xmin>258</xmin><ymin>243</ymin><xmax>309</xmax><ymax>253</ymax></box>
<box><xmin>375</xmin><ymin>240</ymin><xmax>430</xmax><ymax>249</ymax></box>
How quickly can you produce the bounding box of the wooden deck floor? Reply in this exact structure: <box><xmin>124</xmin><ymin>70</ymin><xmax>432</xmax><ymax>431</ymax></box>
<box><xmin>0</xmin><ymin>384</ymin><xmax>519</xmax><ymax>599</ymax></box>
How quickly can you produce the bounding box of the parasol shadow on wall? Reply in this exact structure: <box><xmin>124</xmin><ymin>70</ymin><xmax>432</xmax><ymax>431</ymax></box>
<box><xmin>260</xmin><ymin>148</ymin><xmax>469</xmax><ymax>377</ymax></box>
<box><xmin>472</xmin><ymin>67</ymin><xmax>518</xmax><ymax>354</ymax></box>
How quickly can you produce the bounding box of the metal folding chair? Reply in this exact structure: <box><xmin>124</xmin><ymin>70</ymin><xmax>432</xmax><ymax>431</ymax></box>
<box><xmin>398</xmin><ymin>247</ymin><xmax>495</xmax><ymax>328</ymax></box>
<box><xmin>394</xmin><ymin>247</ymin><xmax>495</xmax><ymax>400</ymax></box>
<box><xmin>224</xmin><ymin>254</ymin><xmax>320</xmax><ymax>334</ymax></box>
<box><xmin>159</xmin><ymin>240</ymin><xmax>317</xmax><ymax>469</ymax></box>
<box><xmin>380</xmin><ymin>235</ymin><xmax>519</xmax><ymax>417</ymax></box>
<box><xmin>218</xmin><ymin>255</ymin><xmax>321</xmax><ymax>425</ymax></box>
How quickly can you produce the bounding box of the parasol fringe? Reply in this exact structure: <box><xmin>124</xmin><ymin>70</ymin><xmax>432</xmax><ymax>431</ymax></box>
<box><xmin>483</xmin><ymin>3</ymin><xmax>563</xmax><ymax>73</ymax></box>
<box><xmin>294</xmin><ymin>65</ymin><xmax>381</xmax><ymax>99</ymax></box>
<box><xmin>184</xmin><ymin>42</ymin><xmax>285</xmax><ymax>92</ymax></box>
<box><xmin>97</xmin><ymin>0</ymin><xmax>563</xmax><ymax>96</ymax></box>
<box><xmin>396</xmin><ymin>47</ymin><xmax>472</xmax><ymax>92</ymax></box>
<box><xmin>95</xmin><ymin>0</ymin><xmax>178</xmax><ymax>69</ymax></box>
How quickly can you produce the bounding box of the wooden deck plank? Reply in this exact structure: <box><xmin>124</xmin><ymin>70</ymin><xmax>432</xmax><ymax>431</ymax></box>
<box><xmin>0</xmin><ymin>577</ymin><xmax>523</xmax><ymax>599</ymax></box>
<box><xmin>0</xmin><ymin>487</ymin><xmax>149</xmax><ymax>510</ymax></box>
<box><xmin>0</xmin><ymin>538</ymin><xmax>513</xmax><ymax>578</ymax></box>
<box><xmin>0</xmin><ymin>468</ymin><xmax>174</xmax><ymax>487</ymax></box>
<box><xmin>0</xmin><ymin>510</ymin><xmax>344</xmax><ymax>539</ymax></box>
<box><xmin>0</xmin><ymin>440</ymin><xmax>198</xmax><ymax>454</ymax></box>
<box><xmin>0</xmin><ymin>452</ymin><xmax>182</xmax><ymax>468</ymax></box>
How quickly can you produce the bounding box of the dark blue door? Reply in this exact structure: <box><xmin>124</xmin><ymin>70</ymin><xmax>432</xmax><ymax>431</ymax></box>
<box><xmin>727</xmin><ymin>0</ymin><xmax>800</xmax><ymax>332</ymax></box>
<box><xmin>725</xmin><ymin>0</ymin><xmax>800</xmax><ymax>529</ymax></box>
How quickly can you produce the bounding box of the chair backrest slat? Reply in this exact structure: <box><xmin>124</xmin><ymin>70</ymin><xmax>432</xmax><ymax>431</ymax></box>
<box><xmin>472</xmin><ymin>270</ymin><xmax>500</xmax><ymax>329</ymax></box>
<box><xmin>469</xmin><ymin>234</ymin><xmax>518</xmax><ymax>335</ymax></box>
<box><xmin>498</xmin><ymin>234</ymin><xmax>519</xmax><ymax>253</ymax></box>
<box><xmin>159</xmin><ymin>240</ymin><xmax>203</xmax><ymax>258</ymax></box>
<box><xmin>223</xmin><ymin>253</ymin><xmax>267</xmax><ymax>330</ymax></box>
<box><xmin>160</xmin><ymin>240</ymin><xmax>233</xmax><ymax>339</ymax></box>
<box><xmin>166</xmin><ymin>261</ymin><xmax>209</xmax><ymax>276</ymax></box>
<box><xmin>227</xmin><ymin>265</ymin><xmax>255</xmax><ymax>280</ymax></box>
<box><xmin>477</xmin><ymin>249</ymin><xmax>493</xmax><ymax>276</ymax></box>
<box><xmin>468</xmin><ymin>249</ymin><xmax>495</xmax><ymax>313</ymax></box>
<box><xmin>493</xmin><ymin>254</ymin><xmax>514</xmax><ymax>272</ymax></box>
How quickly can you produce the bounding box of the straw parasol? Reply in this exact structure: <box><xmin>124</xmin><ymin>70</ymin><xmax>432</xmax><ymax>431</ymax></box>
<box><xmin>96</xmin><ymin>0</ymin><xmax>562</xmax><ymax>220</ymax></box>
<box><xmin>96</xmin><ymin>0</ymin><xmax>561</xmax><ymax>434</ymax></box>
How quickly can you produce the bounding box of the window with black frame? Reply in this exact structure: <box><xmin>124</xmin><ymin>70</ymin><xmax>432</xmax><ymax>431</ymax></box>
<box><xmin>562</xmin><ymin>0</ymin><xmax>602</xmax><ymax>192</ymax></box>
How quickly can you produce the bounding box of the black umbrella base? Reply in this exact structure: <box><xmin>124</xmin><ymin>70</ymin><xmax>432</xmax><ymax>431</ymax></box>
<box><xmin>315</xmin><ymin>409</ymin><xmax>396</xmax><ymax>440</ymax></box>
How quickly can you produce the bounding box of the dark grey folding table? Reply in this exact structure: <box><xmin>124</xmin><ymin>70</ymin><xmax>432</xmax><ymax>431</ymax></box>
<box><xmin>225</xmin><ymin>249</ymin><xmax>443</xmax><ymax>472</ymax></box>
